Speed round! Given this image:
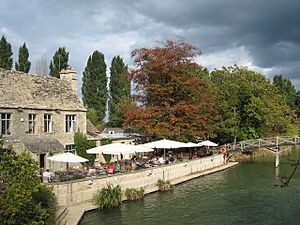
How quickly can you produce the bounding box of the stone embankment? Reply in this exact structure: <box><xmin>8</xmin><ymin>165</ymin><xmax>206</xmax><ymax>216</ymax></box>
<box><xmin>51</xmin><ymin>154</ymin><xmax>238</xmax><ymax>225</ymax></box>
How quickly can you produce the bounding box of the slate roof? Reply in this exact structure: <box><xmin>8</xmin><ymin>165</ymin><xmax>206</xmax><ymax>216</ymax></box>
<box><xmin>0</xmin><ymin>69</ymin><xmax>86</xmax><ymax>111</ymax></box>
<box><xmin>22</xmin><ymin>137</ymin><xmax>64</xmax><ymax>154</ymax></box>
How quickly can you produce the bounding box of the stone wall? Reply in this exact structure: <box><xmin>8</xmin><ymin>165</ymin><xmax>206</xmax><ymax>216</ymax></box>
<box><xmin>51</xmin><ymin>154</ymin><xmax>224</xmax><ymax>206</ymax></box>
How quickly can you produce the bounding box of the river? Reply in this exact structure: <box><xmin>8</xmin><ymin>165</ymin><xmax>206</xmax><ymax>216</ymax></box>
<box><xmin>79</xmin><ymin>148</ymin><xmax>300</xmax><ymax>225</ymax></box>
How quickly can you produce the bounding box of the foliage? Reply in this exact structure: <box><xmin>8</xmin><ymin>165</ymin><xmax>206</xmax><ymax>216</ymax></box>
<box><xmin>157</xmin><ymin>179</ymin><xmax>174</xmax><ymax>192</ymax></box>
<box><xmin>108</xmin><ymin>55</ymin><xmax>131</xmax><ymax>127</ymax></box>
<box><xmin>124</xmin><ymin>39</ymin><xmax>218</xmax><ymax>142</ymax></box>
<box><xmin>296</xmin><ymin>91</ymin><xmax>300</xmax><ymax>116</ymax></box>
<box><xmin>273</xmin><ymin>75</ymin><xmax>297</xmax><ymax>110</ymax></box>
<box><xmin>0</xmin><ymin>149</ymin><xmax>57</xmax><ymax>225</ymax></box>
<box><xmin>74</xmin><ymin>131</ymin><xmax>96</xmax><ymax>167</ymax></box>
<box><xmin>100</xmin><ymin>138</ymin><xmax>112</xmax><ymax>163</ymax></box>
<box><xmin>32</xmin><ymin>185</ymin><xmax>57</xmax><ymax>225</ymax></box>
<box><xmin>82</xmin><ymin>50</ymin><xmax>108</xmax><ymax>123</ymax></box>
<box><xmin>0</xmin><ymin>35</ymin><xmax>13</xmax><ymax>70</ymax></box>
<box><xmin>49</xmin><ymin>47</ymin><xmax>69</xmax><ymax>78</ymax></box>
<box><xmin>109</xmin><ymin>96</ymin><xmax>135</xmax><ymax>128</ymax></box>
<box><xmin>92</xmin><ymin>184</ymin><xmax>122</xmax><ymax>209</ymax></box>
<box><xmin>124</xmin><ymin>187</ymin><xmax>145</xmax><ymax>201</ymax></box>
<box><xmin>15</xmin><ymin>42</ymin><xmax>31</xmax><ymax>73</ymax></box>
<box><xmin>211</xmin><ymin>66</ymin><xmax>297</xmax><ymax>143</ymax></box>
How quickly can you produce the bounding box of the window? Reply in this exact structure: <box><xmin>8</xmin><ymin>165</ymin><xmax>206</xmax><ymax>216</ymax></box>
<box><xmin>44</xmin><ymin>114</ymin><xmax>53</xmax><ymax>133</ymax></box>
<box><xmin>65</xmin><ymin>115</ymin><xmax>76</xmax><ymax>133</ymax></box>
<box><xmin>65</xmin><ymin>144</ymin><xmax>76</xmax><ymax>153</ymax></box>
<box><xmin>0</xmin><ymin>113</ymin><xmax>11</xmax><ymax>135</ymax></box>
<box><xmin>28</xmin><ymin>114</ymin><xmax>36</xmax><ymax>134</ymax></box>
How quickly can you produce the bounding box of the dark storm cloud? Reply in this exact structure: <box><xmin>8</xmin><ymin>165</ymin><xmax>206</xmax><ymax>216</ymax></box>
<box><xmin>134</xmin><ymin>0</ymin><xmax>300</xmax><ymax>82</ymax></box>
<box><xmin>0</xmin><ymin>0</ymin><xmax>299</xmax><ymax>89</ymax></box>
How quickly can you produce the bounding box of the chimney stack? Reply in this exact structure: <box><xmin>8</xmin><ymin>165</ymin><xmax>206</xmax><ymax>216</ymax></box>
<box><xmin>59</xmin><ymin>67</ymin><xmax>77</xmax><ymax>94</ymax></box>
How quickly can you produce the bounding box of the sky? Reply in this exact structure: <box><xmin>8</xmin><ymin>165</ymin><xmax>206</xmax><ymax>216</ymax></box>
<box><xmin>1</xmin><ymin>0</ymin><xmax>299</xmax><ymax>93</ymax></box>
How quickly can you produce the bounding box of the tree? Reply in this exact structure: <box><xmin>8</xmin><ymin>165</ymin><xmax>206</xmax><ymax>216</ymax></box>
<box><xmin>108</xmin><ymin>56</ymin><xmax>131</xmax><ymax>127</ymax></box>
<box><xmin>296</xmin><ymin>91</ymin><xmax>300</xmax><ymax>116</ymax></box>
<box><xmin>0</xmin><ymin>35</ymin><xmax>13</xmax><ymax>70</ymax></box>
<box><xmin>211</xmin><ymin>66</ymin><xmax>297</xmax><ymax>143</ymax></box>
<box><xmin>273</xmin><ymin>75</ymin><xmax>297</xmax><ymax>109</ymax></box>
<box><xmin>74</xmin><ymin>131</ymin><xmax>96</xmax><ymax>167</ymax></box>
<box><xmin>82</xmin><ymin>50</ymin><xmax>108</xmax><ymax>123</ymax></box>
<box><xmin>0</xmin><ymin>148</ymin><xmax>57</xmax><ymax>225</ymax></box>
<box><xmin>15</xmin><ymin>42</ymin><xmax>31</xmax><ymax>73</ymax></box>
<box><xmin>49</xmin><ymin>47</ymin><xmax>69</xmax><ymax>78</ymax></box>
<box><xmin>124</xmin><ymin>39</ymin><xmax>218</xmax><ymax>142</ymax></box>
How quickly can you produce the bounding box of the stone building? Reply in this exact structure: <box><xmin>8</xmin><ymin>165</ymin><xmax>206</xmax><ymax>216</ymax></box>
<box><xmin>0</xmin><ymin>68</ymin><xmax>86</xmax><ymax>168</ymax></box>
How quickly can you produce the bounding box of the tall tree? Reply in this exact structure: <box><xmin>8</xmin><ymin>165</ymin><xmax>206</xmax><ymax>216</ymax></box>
<box><xmin>49</xmin><ymin>47</ymin><xmax>69</xmax><ymax>78</ymax></box>
<box><xmin>273</xmin><ymin>74</ymin><xmax>297</xmax><ymax>109</ymax></box>
<box><xmin>82</xmin><ymin>50</ymin><xmax>108</xmax><ymax>123</ymax></box>
<box><xmin>108</xmin><ymin>55</ymin><xmax>131</xmax><ymax>127</ymax></box>
<box><xmin>124</xmin><ymin>39</ymin><xmax>218</xmax><ymax>142</ymax></box>
<box><xmin>0</xmin><ymin>35</ymin><xmax>13</xmax><ymax>70</ymax></box>
<box><xmin>211</xmin><ymin>66</ymin><xmax>297</xmax><ymax>143</ymax></box>
<box><xmin>15</xmin><ymin>42</ymin><xmax>31</xmax><ymax>73</ymax></box>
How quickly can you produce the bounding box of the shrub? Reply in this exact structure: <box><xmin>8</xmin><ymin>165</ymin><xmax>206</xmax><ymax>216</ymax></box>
<box><xmin>32</xmin><ymin>185</ymin><xmax>58</xmax><ymax>225</ymax></box>
<box><xmin>157</xmin><ymin>179</ymin><xmax>174</xmax><ymax>192</ymax></box>
<box><xmin>92</xmin><ymin>184</ymin><xmax>122</xmax><ymax>209</ymax></box>
<box><xmin>124</xmin><ymin>188</ymin><xmax>145</xmax><ymax>201</ymax></box>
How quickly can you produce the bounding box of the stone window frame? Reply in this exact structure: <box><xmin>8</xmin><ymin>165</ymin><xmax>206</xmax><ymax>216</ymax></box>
<box><xmin>28</xmin><ymin>114</ymin><xmax>36</xmax><ymax>134</ymax></box>
<box><xmin>65</xmin><ymin>144</ymin><xmax>76</xmax><ymax>153</ymax></box>
<box><xmin>0</xmin><ymin>113</ymin><xmax>11</xmax><ymax>135</ymax></box>
<box><xmin>65</xmin><ymin>115</ymin><xmax>76</xmax><ymax>133</ymax></box>
<box><xmin>44</xmin><ymin>114</ymin><xmax>53</xmax><ymax>133</ymax></box>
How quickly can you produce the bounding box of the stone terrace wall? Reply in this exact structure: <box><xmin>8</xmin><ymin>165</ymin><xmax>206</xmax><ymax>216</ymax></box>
<box><xmin>51</xmin><ymin>155</ymin><xmax>224</xmax><ymax>206</ymax></box>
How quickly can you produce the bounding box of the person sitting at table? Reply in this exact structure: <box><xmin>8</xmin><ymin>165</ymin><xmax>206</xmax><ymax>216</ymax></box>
<box><xmin>158</xmin><ymin>156</ymin><xmax>165</xmax><ymax>165</ymax></box>
<box><xmin>107</xmin><ymin>163</ymin><xmax>116</xmax><ymax>175</ymax></box>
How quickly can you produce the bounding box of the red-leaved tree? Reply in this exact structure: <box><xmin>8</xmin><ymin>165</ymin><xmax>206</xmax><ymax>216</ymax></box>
<box><xmin>124</xmin><ymin>39</ymin><xmax>218</xmax><ymax>142</ymax></box>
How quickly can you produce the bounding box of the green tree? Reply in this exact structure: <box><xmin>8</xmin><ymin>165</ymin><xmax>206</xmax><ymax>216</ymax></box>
<box><xmin>0</xmin><ymin>35</ymin><xmax>13</xmax><ymax>70</ymax></box>
<box><xmin>0</xmin><ymin>149</ymin><xmax>57</xmax><ymax>225</ymax></box>
<box><xmin>15</xmin><ymin>42</ymin><xmax>31</xmax><ymax>73</ymax></box>
<box><xmin>211</xmin><ymin>66</ymin><xmax>296</xmax><ymax>143</ymax></box>
<box><xmin>296</xmin><ymin>91</ymin><xmax>300</xmax><ymax>116</ymax></box>
<box><xmin>273</xmin><ymin>75</ymin><xmax>297</xmax><ymax>109</ymax></box>
<box><xmin>74</xmin><ymin>131</ymin><xmax>96</xmax><ymax>167</ymax></box>
<box><xmin>49</xmin><ymin>47</ymin><xmax>69</xmax><ymax>78</ymax></box>
<box><xmin>108</xmin><ymin>56</ymin><xmax>131</xmax><ymax>127</ymax></box>
<box><xmin>82</xmin><ymin>50</ymin><xmax>107</xmax><ymax>123</ymax></box>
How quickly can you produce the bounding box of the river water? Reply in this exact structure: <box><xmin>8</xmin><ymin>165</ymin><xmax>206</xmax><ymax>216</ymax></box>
<box><xmin>79</xmin><ymin>148</ymin><xmax>300</xmax><ymax>225</ymax></box>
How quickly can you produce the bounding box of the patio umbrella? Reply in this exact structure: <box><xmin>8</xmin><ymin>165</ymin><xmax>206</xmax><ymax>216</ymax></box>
<box><xmin>140</xmin><ymin>139</ymin><xmax>189</xmax><ymax>157</ymax></box>
<box><xmin>185</xmin><ymin>142</ymin><xmax>202</xmax><ymax>147</ymax></box>
<box><xmin>86</xmin><ymin>143</ymin><xmax>153</xmax><ymax>155</ymax></box>
<box><xmin>48</xmin><ymin>152</ymin><xmax>89</xmax><ymax>163</ymax></box>
<box><xmin>47</xmin><ymin>152</ymin><xmax>88</xmax><ymax>170</ymax></box>
<box><xmin>141</xmin><ymin>139</ymin><xmax>189</xmax><ymax>149</ymax></box>
<box><xmin>198</xmin><ymin>140</ymin><xmax>218</xmax><ymax>147</ymax></box>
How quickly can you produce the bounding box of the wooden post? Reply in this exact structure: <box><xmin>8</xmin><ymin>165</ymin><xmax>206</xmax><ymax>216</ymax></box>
<box><xmin>275</xmin><ymin>147</ymin><xmax>280</xmax><ymax>168</ymax></box>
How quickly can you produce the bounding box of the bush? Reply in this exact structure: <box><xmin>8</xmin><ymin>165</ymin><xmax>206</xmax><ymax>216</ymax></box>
<box><xmin>157</xmin><ymin>179</ymin><xmax>174</xmax><ymax>192</ymax></box>
<box><xmin>32</xmin><ymin>185</ymin><xmax>58</xmax><ymax>225</ymax></box>
<box><xmin>92</xmin><ymin>184</ymin><xmax>122</xmax><ymax>209</ymax></box>
<box><xmin>124</xmin><ymin>188</ymin><xmax>145</xmax><ymax>201</ymax></box>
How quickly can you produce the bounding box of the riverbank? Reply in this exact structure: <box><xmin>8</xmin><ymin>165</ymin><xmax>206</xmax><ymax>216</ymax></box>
<box><xmin>55</xmin><ymin>159</ymin><xmax>238</xmax><ymax>225</ymax></box>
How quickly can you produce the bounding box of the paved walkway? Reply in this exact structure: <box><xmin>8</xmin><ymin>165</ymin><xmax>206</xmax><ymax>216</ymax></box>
<box><xmin>64</xmin><ymin>162</ymin><xmax>238</xmax><ymax>225</ymax></box>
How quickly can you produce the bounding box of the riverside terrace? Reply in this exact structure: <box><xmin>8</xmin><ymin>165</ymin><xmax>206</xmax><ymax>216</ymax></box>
<box><xmin>44</xmin><ymin>147</ymin><xmax>214</xmax><ymax>183</ymax></box>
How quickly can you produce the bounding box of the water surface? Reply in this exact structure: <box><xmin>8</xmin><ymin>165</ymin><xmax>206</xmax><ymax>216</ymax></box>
<box><xmin>80</xmin><ymin>148</ymin><xmax>300</xmax><ymax>225</ymax></box>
